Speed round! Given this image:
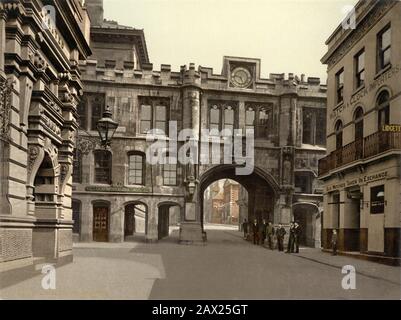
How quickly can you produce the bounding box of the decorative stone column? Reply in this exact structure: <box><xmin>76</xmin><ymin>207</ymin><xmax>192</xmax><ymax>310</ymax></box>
<box><xmin>179</xmin><ymin>64</ymin><xmax>205</xmax><ymax>244</ymax></box>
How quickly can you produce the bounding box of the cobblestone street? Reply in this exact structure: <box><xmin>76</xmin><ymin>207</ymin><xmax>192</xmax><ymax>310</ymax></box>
<box><xmin>1</xmin><ymin>226</ymin><xmax>400</xmax><ymax>300</ymax></box>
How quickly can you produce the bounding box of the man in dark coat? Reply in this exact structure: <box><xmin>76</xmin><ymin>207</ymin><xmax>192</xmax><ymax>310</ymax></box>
<box><xmin>286</xmin><ymin>222</ymin><xmax>295</xmax><ymax>253</ymax></box>
<box><xmin>293</xmin><ymin>222</ymin><xmax>302</xmax><ymax>253</ymax></box>
<box><xmin>332</xmin><ymin>230</ymin><xmax>338</xmax><ymax>256</ymax></box>
<box><xmin>266</xmin><ymin>222</ymin><xmax>275</xmax><ymax>250</ymax></box>
<box><xmin>242</xmin><ymin>219</ymin><xmax>249</xmax><ymax>239</ymax></box>
<box><xmin>276</xmin><ymin>224</ymin><xmax>286</xmax><ymax>252</ymax></box>
<box><xmin>252</xmin><ymin>219</ymin><xmax>259</xmax><ymax>245</ymax></box>
<box><xmin>260</xmin><ymin>219</ymin><xmax>267</xmax><ymax>246</ymax></box>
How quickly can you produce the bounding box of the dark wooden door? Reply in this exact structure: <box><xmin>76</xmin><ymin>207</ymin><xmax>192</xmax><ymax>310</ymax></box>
<box><xmin>93</xmin><ymin>206</ymin><xmax>109</xmax><ymax>242</ymax></box>
<box><xmin>124</xmin><ymin>211</ymin><xmax>135</xmax><ymax>237</ymax></box>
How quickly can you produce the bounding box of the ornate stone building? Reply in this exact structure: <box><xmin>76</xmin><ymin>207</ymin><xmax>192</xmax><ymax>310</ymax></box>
<box><xmin>319</xmin><ymin>0</ymin><xmax>401</xmax><ymax>264</ymax></box>
<box><xmin>72</xmin><ymin>0</ymin><xmax>327</xmax><ymax>247</ymax></box>
<box><xmin>0</xmin><ymin>0</ymin><xmax>91</xmax><ymax>272</ymax></box>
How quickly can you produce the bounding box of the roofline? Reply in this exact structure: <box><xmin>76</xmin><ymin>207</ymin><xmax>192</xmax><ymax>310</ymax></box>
<box><xmin>90</xmin><ymin>26</ymin><xmax>150</xmax><ymax>64</ymax></box>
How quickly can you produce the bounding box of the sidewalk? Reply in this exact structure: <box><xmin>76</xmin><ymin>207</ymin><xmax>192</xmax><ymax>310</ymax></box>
<box><xmin>226</xmin><ymin>230</ymin><xmax>401</xmax><ymax>286</ymax></box>
<box><xmin>283</xmin><ymin>248</ymin><xmax>400</xmax><ymax>286</ymax></box>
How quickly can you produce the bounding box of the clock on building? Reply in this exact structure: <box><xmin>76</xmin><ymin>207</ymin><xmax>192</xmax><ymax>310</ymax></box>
<box><xmin>230</xmin><ymin>67</ymin><xmax>253</xmax><ymax>88</ymax></box>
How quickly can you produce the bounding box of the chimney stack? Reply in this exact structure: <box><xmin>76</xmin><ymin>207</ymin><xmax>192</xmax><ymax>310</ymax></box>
<box><xmin>85</xmin><ymin>0</ymin><xmax>104</xmax><ymax>26</ymax></box>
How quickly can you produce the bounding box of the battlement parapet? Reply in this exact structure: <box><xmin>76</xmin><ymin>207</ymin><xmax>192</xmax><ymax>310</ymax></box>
<box><xmin>79</xmin><ymin>59</ymin><xmax>326</xmax><ymax>96</ymax></box>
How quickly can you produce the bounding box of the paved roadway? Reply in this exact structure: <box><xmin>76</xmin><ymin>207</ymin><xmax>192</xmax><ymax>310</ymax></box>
<box><xmin>1</xmin><ymin>225</ymin><xmax>400</xmax><ymax>300</ymax></box>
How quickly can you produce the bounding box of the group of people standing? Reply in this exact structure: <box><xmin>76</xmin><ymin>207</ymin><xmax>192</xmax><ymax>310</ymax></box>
<box><xmin>242</xmin><ymin>219</ymin><xmax>302</xmax><ymax>253</ymax></box>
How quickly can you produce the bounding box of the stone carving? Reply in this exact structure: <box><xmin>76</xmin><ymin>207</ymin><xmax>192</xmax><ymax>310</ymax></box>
<box><xmin>0</xmin><ymin>77</ymin><xmax>12</xmax><ymax>141</ymax></box>
<box><xmin>283</xmin><ymin>156</ymin><xmax>292</xmax><ymax>185</ymax></box>
<box><xmin>59</xmin><ymin>164</ymin><xmax>71</xmax><ymax>192</ymax></box>
<box><xmin>282</xmin><ymin>147</ymin><xmax>294</xmax><ymax>186</ymax></box>
<box><xmin>30</xmin><ymin>52</ymin><xmax>48</xmax><ymax>73</ymax></box>
<box><xmin>28</xmin><ymin>146</ymin><xmax>40</xmax><ymax>174</ymax></box>
<box><xmin>58</xmin><ymin>72</ymin><xmax>72</xmax><ymax>82</ymax></box>
<box><xmin>76</xmin><ymin>135</ymin><xmax>97</xmax><ymax>155</ymax></box>
<box><xmin>63</xmin><ymin>92</ymin><xmax>75</xmax><ymax>104</ymax></box>
<box><xmin>41</xmin><ymin>113</ymin><xmax>61</xmax><ymax>136</ymax></box>
<box><xmin>49</xmin><ymin>101</ymin><xmax>62</xmax><ymax>115</ymax></box>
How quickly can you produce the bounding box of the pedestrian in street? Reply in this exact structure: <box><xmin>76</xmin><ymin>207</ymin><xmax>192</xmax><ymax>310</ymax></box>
<box><xmin>242</xmin><ymin>219</ymin><xmax>249</xmax><ymax>239</ymax></box>
<box><xmin>252</xmin><ymin>219</ymin><xmax>259</xmax><ymax>245</ymax></box>
<box><xmin>332</xmin><ymin>230</ymin><xmax>338</xmax><ymax>256</ymax></box>
<box><xmin>260</xmin><ymin>219</ymin><xmax>267</xmax><ymax>246</ymax></box>
<box><xmin>266</xmin><ymin>221</ymin><xmax>275</xmax><ymax>250</ymax></box>
<box><xmin>286</xmin><ymin>222</ymin><xmax>295</xmax><ymax>253</ymax></box>
<box><xmin>293</xmin><ymin>222</ymin><xmax>302</xmax><ymax>254</ymax></box>
<box><xmin>276</xmin><ymin>224</ymin><xmax>286</xmax><ymax>252</ymax></box>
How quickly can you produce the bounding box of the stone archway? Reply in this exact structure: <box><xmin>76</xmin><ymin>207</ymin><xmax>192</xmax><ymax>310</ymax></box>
<box><xmin>123</xmin><ymin>201</ymin><xmax>148</xmax><ymax>241</ymax></box>
<box><xmin>157</xmin><ymin>202</ymin><xmax>182</xmax><ymax>240</ymax></box>
<box><xmin>198</xmin><ymin>165</ymin><xmax>280</xmax><ymax>233</ymax></box>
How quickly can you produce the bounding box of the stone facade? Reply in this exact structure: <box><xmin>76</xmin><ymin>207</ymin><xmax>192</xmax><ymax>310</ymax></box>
<box><xmin>320</xmin><ymin>0</ymin><xmax>401</xmax><ymax>263</ymax></box>
<box><xmin>0</xmin><ymin>0</ymin><xmax>91</xmax><ymax>272</ymax></box>
<box><xmin>72</xmin><ymin>0</ymin><xmax>327</xmax><ymax>246</ymax></box>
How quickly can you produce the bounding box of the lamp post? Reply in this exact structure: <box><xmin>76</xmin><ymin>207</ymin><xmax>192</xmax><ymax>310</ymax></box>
<box><xmin>75</xmin><ymin>105</ymin><xmax>118</xmax><ymax>156</ymax></box>
<box><xmin>96</xmin><ymin>105</ymin><xmax>118</xmax><ymax>148</ymax></box>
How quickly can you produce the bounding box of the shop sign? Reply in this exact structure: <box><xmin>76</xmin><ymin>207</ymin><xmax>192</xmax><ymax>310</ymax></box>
<box><xmin>326</xmin><ymin>171</ymin><xmax>388</xmax><ymax>192</ymax></box>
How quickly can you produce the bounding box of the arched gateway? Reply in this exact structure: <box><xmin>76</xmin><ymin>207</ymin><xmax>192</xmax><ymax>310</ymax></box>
<box><xmin>179</xmin><ymin>164</ymin><xmax>285</xmax><ymax>244</ymax></box>
<box><xmin>198</xmin><ymin>165</ymin><xmax>280</xmax><ymax>228</ymax></box>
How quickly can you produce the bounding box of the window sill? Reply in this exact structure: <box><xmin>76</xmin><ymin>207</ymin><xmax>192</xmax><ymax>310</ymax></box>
<box><xmin>374</xmin><ymin>64</ymin><xmax>392</xmax><ymax>80</ymax></box>
<box><xmin>333</xmin><ymin>101</ymin><xmax>345</xmax><ymax>112</ymax></box>
<box><xmin>352</xmin><ymin>84</ymin><xmax>366</xmax><ymax>97</ymax></box>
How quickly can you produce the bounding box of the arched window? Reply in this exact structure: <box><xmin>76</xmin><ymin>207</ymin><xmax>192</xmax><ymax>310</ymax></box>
<box><xmin>128</xmin><ymin>152</ymin><xmax>145</xmax><ymax>185</ymax></box>
<box><xmin>335</xmin><ymin>120</ymin><xmax>343</xmax><ymax>150</ymax></box>
<box><xmin>94</xmin><ymin>150</ymin><xmax>112</xmax><ymax>184</ymax></box>
<box><xmin>377</xmin><ymin>90</ymin><xmax>390</xmax><ymax>130</ymax></box>
<box><xmin>354</xmin><ymin>108</ymin><xmax>364</xmax><ymax>141</ymax></box>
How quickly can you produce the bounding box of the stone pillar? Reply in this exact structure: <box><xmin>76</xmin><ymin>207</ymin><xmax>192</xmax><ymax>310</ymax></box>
<box><xmin>146</xmin><ymin>201</ymin><xmax>159</xmax><ymax>242</ymax></box>
<box><xmin>80</xmin><ymin>199</ymin><xmax>93</xmax><ymax>242</ymax></box>
<box><xmin>109</xmin><ymin>200</ymin><xmax>124</xmax><ymax>243</ymax></box>
<box><xmin>179</xmin><ymin>64</ymin><xmax>204</xmax><ymax>244</ymax></box>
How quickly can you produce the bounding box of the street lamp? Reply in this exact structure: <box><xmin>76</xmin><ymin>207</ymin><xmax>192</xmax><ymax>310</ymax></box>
<box><xmin>97</xmin><ymin>105</ymin><xmax>118</xmax><ymax>148</ymax></box>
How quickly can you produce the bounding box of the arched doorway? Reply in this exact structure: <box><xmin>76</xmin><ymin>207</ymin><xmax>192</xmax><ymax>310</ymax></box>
<box><xmin>158</xmin><ymin>202</ymin><xmax>181</xmax><ymax>240</ymax></box>
<box><xmin>124</xmin><ymin>202</ymin><xmax>148</xmax><ymax>241</ymax></box>
<box><xmin>293</xmin><ymin>203</ymin><xmax>320</xmax><ymax>248</ymax></box>
<box><xmin>198</xmin><ymin>165</ymin><xmax>279</xmax><ymax>239</ymax></box>
<box><xmin>93</xmin><ymin>202</ymin><xmax>110</xmax><ymax>242</ymax></box>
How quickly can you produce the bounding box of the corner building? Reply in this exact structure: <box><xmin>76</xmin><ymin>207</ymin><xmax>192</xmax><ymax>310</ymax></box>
<box><xmin>320</xmin><ymin>0</ymin><xmax>401</xmax><ymax>264</ymax></box>
<box><xmin>72</xmin><ymin>0</ymin><xmax>327</xmax><ymax>246</ymax></box>
<box><xmin>0</xmin><ymin>0</ymin><xmax>91</xmax><ymax>271</ymax></box>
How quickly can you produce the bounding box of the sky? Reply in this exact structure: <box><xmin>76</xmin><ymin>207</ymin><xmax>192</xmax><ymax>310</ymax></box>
<box><xmin>103</xmin><ymin>0</ymin><xmax>359</xmax><ymax>83</ymax></box>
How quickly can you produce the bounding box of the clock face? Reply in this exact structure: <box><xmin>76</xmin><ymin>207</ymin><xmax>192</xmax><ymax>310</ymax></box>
<box><xmin>231</xmin><ymin>67</ymin><xmax>252</xmax><ymax>88</ymax></box>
